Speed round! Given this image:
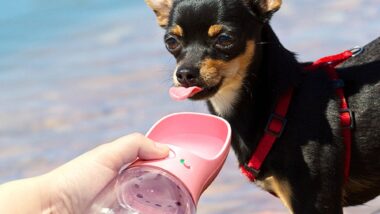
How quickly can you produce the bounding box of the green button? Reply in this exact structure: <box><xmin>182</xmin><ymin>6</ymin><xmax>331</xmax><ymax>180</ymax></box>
<box><xmin>180</xmin><ymin>159</ymin><xmax>191</xmax><ymax>169</ymax></box>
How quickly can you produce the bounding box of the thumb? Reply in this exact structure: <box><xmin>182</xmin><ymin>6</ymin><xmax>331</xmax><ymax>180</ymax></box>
<box><xmin>138</xmin><ymin>141</ymin><xmax>170</xmax><ymax>160</ymax></box>
<box><xmin>89</xmin><ymin>133</ymin><xmax>170</xmax><ymax>171</ymax></box>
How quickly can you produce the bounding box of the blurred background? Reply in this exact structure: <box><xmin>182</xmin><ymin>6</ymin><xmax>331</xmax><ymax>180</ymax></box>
<box><xmin>0</xmin><ymin>0</ymin><xmax>379</xmax><ymax>213</ymax></box>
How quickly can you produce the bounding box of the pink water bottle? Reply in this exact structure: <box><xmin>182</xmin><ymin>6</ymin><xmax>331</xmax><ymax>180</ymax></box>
<box><xmin>112</xmin><ymin>112</ymin><xmax>231</xmax><ymax>214</ymax></box>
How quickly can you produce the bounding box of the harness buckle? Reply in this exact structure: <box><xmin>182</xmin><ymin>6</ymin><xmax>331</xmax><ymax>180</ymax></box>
<box><xmin>265</xmin><ymin>113</ymin><xmax>287</xmax><ymax>137</ymax></box>
<box><xmin>243</xmin><ymin>163</ymin><xmax>260</xmax><ymax>177</ymax></box>
<box><xmin>339</xmin><ymin>108</ymin><xmax>355</xmax><ymax>129</ymax></box>
<box><xmin>350</xmin><ymin>46</ymin><xmax>363</xmax><ymax>57</ymax></box>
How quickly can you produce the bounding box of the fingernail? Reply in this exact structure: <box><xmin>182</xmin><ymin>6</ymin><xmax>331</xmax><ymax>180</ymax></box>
<box><xmin>155</xmin><ymin>143</ymin><xmax>170</xmax><ymax>152</ymax></box>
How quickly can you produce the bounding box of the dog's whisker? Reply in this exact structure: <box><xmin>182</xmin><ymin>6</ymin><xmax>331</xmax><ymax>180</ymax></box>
<box><xmin>256</xmin><ymin>41</ymin><xmax>276</xmax><ymax>45</ymax></box>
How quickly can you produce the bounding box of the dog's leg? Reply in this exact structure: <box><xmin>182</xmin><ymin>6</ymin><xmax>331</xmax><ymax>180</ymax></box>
<box><xmin>289</xmin><ymin>179</ymin><xmax>343</xmax><ymax>214</ymax></box>
<box><xmin>262</xmin><ymin>174</ymin><xmax>343</xmax><ymax>213</ymax></box>
<box><xmin>261</xmin><ymin>176</ymin><xmax>342</xmax><ymax>213</ymax></box>
<box><xmin>289</xmin><ymin>146</ymin><xmax>344</xmax><ymax>213</ymax></box>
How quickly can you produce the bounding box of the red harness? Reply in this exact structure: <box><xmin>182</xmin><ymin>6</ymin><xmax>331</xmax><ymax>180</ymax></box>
<box><xmin>240</xmin><ymin>48</ymin><xmax>361</xmax><ymax>182</ymax></box>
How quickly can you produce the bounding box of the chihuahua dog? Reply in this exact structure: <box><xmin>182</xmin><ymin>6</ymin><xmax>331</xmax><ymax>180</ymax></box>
<box><xmin>145</xmin><ymin>0</ymin><xmax>380</xmax><ymax>213</ymax></box>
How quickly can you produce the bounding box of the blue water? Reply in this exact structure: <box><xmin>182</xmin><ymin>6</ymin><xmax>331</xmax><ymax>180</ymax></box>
<box><xmin>0</xmin><ymin>0</ymin><xmax>140</xmax><ymax>54</ymax></box>
<box><xmin>0</xmin><ymin>0</ymin><xmax>379</xmax><ymax>213</ymax></box>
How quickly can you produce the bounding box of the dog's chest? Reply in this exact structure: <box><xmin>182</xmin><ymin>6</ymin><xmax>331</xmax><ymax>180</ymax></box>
<box><xmin>209</xmin><ymin>85</ymin><xmax>242</xmax><ymax>117</ymax></box>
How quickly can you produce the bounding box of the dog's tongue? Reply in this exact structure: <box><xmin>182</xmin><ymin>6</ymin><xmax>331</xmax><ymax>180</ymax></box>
<box><xmin>169</xmin><ymin>86</ymin><xmax>203</xmax><ymax>101</ymax></box>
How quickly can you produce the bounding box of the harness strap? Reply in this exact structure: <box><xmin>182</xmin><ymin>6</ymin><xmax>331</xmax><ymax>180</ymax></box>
<box><xmin>305</xmin><ymin>50</ymin><xmax>354</xmax><ymax>182</ymax></box>
<box><xmin>240</xmin><ymin>88</ymin><xmax>293</xmax><ymax>181</ymax></box>
<box><xmin>240</xmin><ymin>49</ymin><xmax>356</xmax><ymax>183</ymax></box>
<box><xmin>308</xmin><ymin>50</ymin><xmax>353</xmax><ymax>68</ymax></box>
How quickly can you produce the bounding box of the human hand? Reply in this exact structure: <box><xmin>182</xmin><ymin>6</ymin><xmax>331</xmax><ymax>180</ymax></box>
<box><xmin>0</xmin><ymin>133</ymin><xmax>169</xmax><ymax>214</ymax></box>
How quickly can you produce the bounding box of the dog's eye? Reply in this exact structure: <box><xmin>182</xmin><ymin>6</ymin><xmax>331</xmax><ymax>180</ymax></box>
<box><xmin>165</xmin><ymin>37</ymin><xmax>181</xmax><ymax>51</ymax></box>
<box><xmin>215</xmin><ymin>34</ymin><xmax>234</xmax><ymax>49</ymax></box>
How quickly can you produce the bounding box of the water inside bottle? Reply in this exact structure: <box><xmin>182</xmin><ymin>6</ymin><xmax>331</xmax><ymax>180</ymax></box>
<box><xmin>116</xmin><ymin>166</ymin><xmax>196</xmax><ymax>214</ymax></box>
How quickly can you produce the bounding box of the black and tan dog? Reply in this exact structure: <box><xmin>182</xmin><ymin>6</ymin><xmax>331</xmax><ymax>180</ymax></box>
<box><xmin>145</xmin><ymin>0</ymin><xmax>380</xmax><ymax>213</ymax></box>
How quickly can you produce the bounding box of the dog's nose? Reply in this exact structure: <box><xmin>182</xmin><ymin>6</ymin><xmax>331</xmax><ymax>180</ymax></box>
<box><xmin>176</xmin><ymin>68</ymin><xmax>199</xmax><ymax>86</ymax></box>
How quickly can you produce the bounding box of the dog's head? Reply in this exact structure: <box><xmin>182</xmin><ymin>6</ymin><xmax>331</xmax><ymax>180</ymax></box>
<box><xmin>145</xmin><ymin>0</ymin><xmax>281</xmax><ymax>112</ymax></box>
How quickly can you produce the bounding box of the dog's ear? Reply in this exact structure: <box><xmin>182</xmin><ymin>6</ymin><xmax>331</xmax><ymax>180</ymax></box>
<box><xmin>244</xmin><ymin>0</ymin><xmax>282</xmax><ymax>22</ymax></box>
<box><xmin>145</xmin><ymin>0</ymin><xmax>173</xmax><ymax>28</ymax></box>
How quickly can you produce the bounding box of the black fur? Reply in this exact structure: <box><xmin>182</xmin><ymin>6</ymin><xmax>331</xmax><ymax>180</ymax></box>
<box><xmin>159</xmin><ymin>0</ymin><xmax>380</xmax><ymax>213</ymax></box>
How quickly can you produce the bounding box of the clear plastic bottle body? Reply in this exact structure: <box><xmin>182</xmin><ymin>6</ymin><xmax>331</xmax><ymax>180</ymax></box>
<box><xmin>116</xmin><ymin>166</ymin><xmax>195</xmax><ymax>214</ymax></box>
<box><xmin>115</xmin><ymin>166</ymin><xmax>196</xmax><ymax>214</ymax></box>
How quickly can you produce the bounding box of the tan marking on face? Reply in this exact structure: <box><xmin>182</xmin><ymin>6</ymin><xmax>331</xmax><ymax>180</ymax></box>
<box><xmin>201</xmin><ymin>41</ymin><xmax>255</xmax><ymax>116</ymax></box>
<box><xmin>145</xmin><ymin>0</ymin><xmax>173</xmax><ymax>27</ymax></box>
<box><xmin>257</xmin><ymin>176</ymin><xmax>294</xmax><ymax>213</ymax></box>
<box><xmin>208</xmin><ymin>25</ymin><xmax>223</xmax><ymax>37</ymax></box>
<box><xmin>170</xmin><ymin>25</ymin><xmax>184</xmax><ymax>37</ymax></box>
<box><xmin>199</xmin><ymin>59</ymin><xmax>225</xmax><ymax>87</ymax></box>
